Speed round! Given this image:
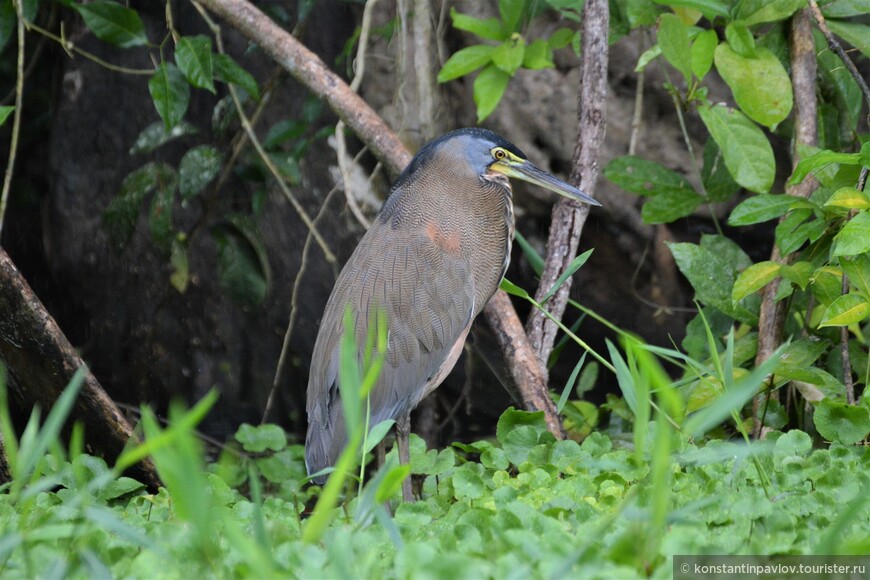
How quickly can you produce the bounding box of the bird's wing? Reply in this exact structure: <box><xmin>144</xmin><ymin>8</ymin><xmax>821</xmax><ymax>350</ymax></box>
<box><xmin>305</xmin><ymin>221</ymin><xmax>475</xmax><ymax>476</ymax></box>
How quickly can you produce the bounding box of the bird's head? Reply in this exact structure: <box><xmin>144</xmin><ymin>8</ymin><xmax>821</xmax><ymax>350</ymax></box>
<box><xmin>428</xmin><ymin>128</ymin><xmax>601</xmax><ymax>207</ymax></box>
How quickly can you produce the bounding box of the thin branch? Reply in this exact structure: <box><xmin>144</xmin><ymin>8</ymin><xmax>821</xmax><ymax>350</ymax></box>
<box><xmin>525</xmin><ymin>0</ymin><xmax>608</xmax><ymax>375</ymax></box>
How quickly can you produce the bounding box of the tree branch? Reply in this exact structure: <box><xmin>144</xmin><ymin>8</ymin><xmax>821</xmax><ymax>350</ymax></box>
<box><xmin>525</xmin><ymin>0</ymin><xmax>608</xmax><ymax>373</ymax></box>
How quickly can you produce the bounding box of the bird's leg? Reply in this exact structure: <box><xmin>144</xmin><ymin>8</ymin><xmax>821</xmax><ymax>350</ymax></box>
<box><xmin>396</xmin><ymin>411</ymin><xmax>413</xmax><ymax>502</ymax></box>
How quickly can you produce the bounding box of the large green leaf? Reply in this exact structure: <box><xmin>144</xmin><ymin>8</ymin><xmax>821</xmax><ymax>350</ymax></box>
<box><xmin>732</xmin><ymin>261</ymin><xmax>781</xmax><ymax>304</ymax></box>
<box><xmin>603</xmin><ymin>155</ymin><xmax>695</xmax><ymax>197</ymax></box>
<box><xmin>175</xmin><ymin>35</ymin><xmax>215</xmax><ymax>93</ymax></box>
<box><xmin>438</xmin><ymin>45</ymin><xmax>495</xmax><ymax>82</ymax></box>
<box><xmin>214</xmin><ymin>54</ymin><xmax>260</xmax><ymax>100</ymax></box>
<box><xmin>667</xmin><ymin>241</ymin><xmax>755</xmax><ymax>323</ymax></box>
<box><xmin>728</xmin><ymin>194</ymin><xmax>814</xmax><ymax>226</ymax></box>
<box><xmin>691</xmin><ymin>29</ymin><xmax>717</xmax><ymax>81</ymax></box>
<box><xmin>641</xmin><ymin>190</ymin><xmax>704</xmax><ymax>224</ymax></box>
<box><xmin>841</xmin><ymin>254</ymin><xmax>870</xmax><ymax>297</ymax></box>
<box><xmin>650</xmin><ymin>0</ymin><xmax>729</xmax><ymax>20</ymax></box>
<box><xmin>698</xmin><ymin>104</ymin><xmax>775</xmax><ymax>193</ymax></box>
<box><xmin>824</xmin><ymin>187</ymin><xmax>870</xmax><ymax>210</ymax></box>
<box><xmin>702</xmin><ymin>139</ymin><xmax>739</xmax><ymax>202</ymax></box>
<box><xmin>832</xmin><ymin>211</ymin><xmax>870</xmax><ymax>257</ymax></box>
<box><xmin>473</xmin><ymin>64</ymin><xmax>510</xmax><ymax>122</ymax></box>
<box><xmin>810</xmin><ymin>265</ymin><xmax>844</xmax><ymax>306</ymax></box>
<box><xmin>148</xmin><ymin>63</ymin><xmax>190</xmax><ymax>130</ymax></box>
<box><xmin>658</xmin><ymin>13</ymin><xmax>693</xmax><ymax>84</ymax></box>
<box><xmin>827</xmin><ymin>20</ymin><xmax>870</xmax><ymax>59</ymax></box>
<box><xmin>491</xmin><ymin>37</ymin><xmax>525</xmax><ymax>74</ymax></box>
<box><xmin>819</xmin><ymin>294</ymin><xmax>870</xmax><ymax>328</ymax></box>
<box><xmin>450</xmin><ymin>8</ymin><xmax>505</xmax><ymax>41</ymax></box>
<box><xmin>822</xmin><ymin>0</ymin><xmax>870</xmax><ymax>18</ymax></box>
<box><xmin>74</xmin><ymin>0</ymin><xmax>149</xmax><ymax>48</ymax></box>
<box><xmin>736</xmin><ymin>0</ymin><xmax>805</xmax><ymax>26</ymax></box>
<box><xmin>714</xmin><ymin>45</ymin><xmax>793</xmax><ymax>128</ymax></box>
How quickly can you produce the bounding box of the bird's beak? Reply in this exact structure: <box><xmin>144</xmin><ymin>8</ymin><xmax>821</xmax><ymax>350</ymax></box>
<box><xmin>493</xmin><ymin>158</ymin><xmax>601</xmax><ymax>206</ymax></box>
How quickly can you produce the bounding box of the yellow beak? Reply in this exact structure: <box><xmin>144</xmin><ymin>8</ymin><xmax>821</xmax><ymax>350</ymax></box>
<box><xmin>493</xmin><ymin>158</ymin><xmax>601</xmax><ymax>206</ymax></box>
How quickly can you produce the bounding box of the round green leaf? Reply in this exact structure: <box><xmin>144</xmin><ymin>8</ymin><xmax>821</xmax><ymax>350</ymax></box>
<box><xmin>814</xmin><ymin>399</ymin><xmax>870</xmax><ymax>445</ymax></box>
<box><xmin>714</xmin><ymin>45</ymin><xmax>793</xmax><ymax>129</ymax></box>
<box><xmin>699</xmin><ymin>104</ymin><xmax>775</xmax><ymax>193</ymax></box>
<box><xmin>818</xmin><ymin>293</ymin><xmax>870</xmax><ymax>328</ymax></box>
<box><xmin>452</xmin><ymin>468</ymin><xmax>486</xmax><ymax>501</ymax></box>
<box><xmin>235</xmin><ymin>423</ymin><xmax>286</xmax><ymax>453</ymax></box>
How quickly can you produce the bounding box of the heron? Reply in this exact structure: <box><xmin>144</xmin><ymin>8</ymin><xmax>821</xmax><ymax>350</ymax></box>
<box><xmin>306</xmin><ymin>127</ymin><xmax>600</xmax><ymax>501</ymax></box>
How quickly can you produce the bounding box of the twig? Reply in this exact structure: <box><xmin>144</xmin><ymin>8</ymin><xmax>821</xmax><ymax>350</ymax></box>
<box><xmin>524</xmin><ymin>0</ymin><xmax>608</xmax><ymax>376</ymax></box>
<box><xmin>0</xmin><ymin>4</ymin><xmax>25</xmax><ymax>241</ymax></box>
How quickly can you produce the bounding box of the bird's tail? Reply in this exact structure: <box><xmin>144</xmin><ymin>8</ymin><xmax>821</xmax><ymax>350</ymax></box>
<box><xmin>304</xmin><ymin>413</ymin><xmax>347</xmax><ymax>484</ymax></box>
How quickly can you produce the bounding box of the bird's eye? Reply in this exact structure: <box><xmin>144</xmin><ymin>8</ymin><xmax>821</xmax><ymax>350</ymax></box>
<box><xmin>493</xmin><ymin>148</ymin><xmax>507</xmax><ymax>160</ymax></box>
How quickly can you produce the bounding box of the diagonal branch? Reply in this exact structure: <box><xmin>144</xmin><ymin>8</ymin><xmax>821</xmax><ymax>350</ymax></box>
<box><xmin>525</xmin><ymin>0</ymin><xmax>609</xmax><ymax>374</ymax></box>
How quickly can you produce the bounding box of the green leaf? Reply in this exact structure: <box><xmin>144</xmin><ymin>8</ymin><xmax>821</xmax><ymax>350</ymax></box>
<box><xmin>179</xmin><ymin>145</ymin><xmax>222</xmax><ymax>200</ymax></box>
<box><xmin>363</xmin><ymin>420</ymin><xmax>396</xmax><ymax>454</ymax></box>
<box><xmin>822</xmin><ymin>0</ymin><xmax>870</xmax><ymax>18</ymax></box>
<box><xmin>149</xmin><ymin>178</ymin><xmax>175</xmax><ymax>253</ymax></box>
<box><xmin>547</xmin><ymin>27</ymin><xmax>574</xmax><ymax>49</ymax></box>
<box><xmin>827</xmin><ymin>20</ymin><xmax>870</xmax><ymax>59</ymax></box>
<box><xmin>500</xmin><ymin>277</ymin><xmax>530</xmax><ymax>299</ymax></box>
<box><xmin>819</xmin><ymin>294</ymin><xmax>870</xmax><ymax>327</ymax></box>
<box><xmin>841</xmin><ymin>254</ymin><xmax>870</xmax><ymax>297</ymax></box>
<box><xmin>699</xmin><ymin>104</ymin><xmax>775</xmax><ymax>193</ymax></box>
<box><xmin>496</xmin><ymin>407</ymin><xmax>548</xmax><ymax>445</ymax></box>
<box><xmin>690</xmin><ymin>29</ymin><xmax>717</xmax><ymax>80</ymax></box>
<box><xmin>213</xmin><ymin>54</ymin><xmax>260</xmax><ymax>100</ymax></box>
<box><xmin>775</xmin><ymin>209</ymin><xmax>826</xmax><ymax>255</ymax></box>
<box><xmin>0</xmin><ymin>106</ymin><xmax>12</xmax><ymax>126</ymax></box>
<box><xmin>499</xmin><ymin>0</ymin><xmax>526</xmax><ymax>33</ymax></box>
<box><xmin>541</xmin><ymin>249</ymin><xmax>593</xmax><ymax>304</ymax></box>
<box><xmin>714</xmin><ymin>45</ymin><xmax>793</xmax><ymax>129</ymax></box>
<box><xmin>103</xmin><ymin>163</ymin><xmax>176</xmax><ymax>248</ymax></box>
<box><xmin>735</xmin><ymin>0</ymin><xmax>805</xmax><ymax>26</ymax></box>
<box><xmin>790</xmin><ymin>148</ymin><xmax>863</xmax><ymax>185</ymax></box>
<box><xmin>473</xmin><ymin>64</ymin><xmax>510</xmax><ymax>122</ymax></box>
<box><xmin>491</xmin><ymin>36</ymin><xmax>525</xmax><ymax>74</ymax></box>
<box><xmin>169</xmin><ymin>237</ymin><xmax>189</xmax><ymax>293</ymax></box>
<box><xmin>728</xmin><ymin>194</ymin><xmax>811</xmax><ymax>226</ymax></box>
<box><xmin>235</xmin><ymin>423</ymin><xmax>287</xmax><ymax>453</ymax></box>
<box><xmin>603</xmin><ymin>155</ymin><xmax>695</xmax><ymax>197</ymax></box>
<box><xmin>732</xmin><ymin>261</ymin><xmax>781</xmax><ymax>303</ymax></box>
<box><xmin>658</xmin><ymin>13</ymin><xmax>693</xmax><ymax>84</ymax></box>
<box><xmin>667</xmin><ymin>241</ymin><xmax>754</xmax><ymax>323</ymax></box>
<box><xmin>176</xmin><ymin>35</ymin><xmax>215</xmax><ymax>92</ymax></box>
<box><xmin>641</xmin><ymin>189</ymin><xmax>704</xmax><ymax>223</ymax></box>
<box><xmin>450</xmin><ymin>8</ymin><xmax>505</xmax><ymax>41</ymax></box>
<box><xmin>810</xmin><ymin>266</ymin><xmax>844</xmax><ymax>306</ymax></box>
<box><xmin>453</xmin><ymin>468</ymin><xmax>486</xmax><ymax>501</ymax></box>
<box><xmin>780</xmin><ymin>260</ymin><xmax>813</xmax><ymax>290</ymax></box>
<box><xmin>702</xmin><ymin>139</ymin><xmax>740</xmax><ymax>202</ymax></box>
<box><xmin>833</xmin><ymin>211</ymin><xmax>870</xmax><ymax>257</ymax></box>
<box><xmin>129</xmin><ymin>121</ymin><xmax>198</xmax><ymax>155</ymax></box>
<box><xmin>650</xmin><ymin>0</ymin><xmax>730</xmax><ymax>19</ymax></box>
<box><xmin>149</xmin><ymin>63</ymin><xmax>190</xmax><ymax>130</ymax></box>
<box><xmin>724</xmin><ymin>22</ymin><xmax>756</xmax><ymax>58</ymax></box>
<box><xmin>0</xmin><ymin>0</ymin><xmax>14</xmax><ymax>55</ymax></box>
<box><xmin>635</xmin><ymin>45</ymin><xmax>663</xmax><ymax>72</ymax></box>
<box><xmin>212</xmin><ymin>215</ymin><xmax>271</xmax><ymax>307</ymax></box>
<box><xmin>438</xmin><ymin>45</ymin><xmax>495</xmax><ymax>82</ymax></box>
<box><xmin>73</xmin><ymin>0</ymin><xmax>149</xmax><ymax>48</ymax></box>
<box><xmin>522</xmin><ymin>39</ymin><xmax>554</xmax><ymax>70</ymax></box>
<box><xmin>825</xmin><ymin>187</ymin><xmax>870</xmax><ymax>210</ymax></box>
<box><xmin>814</xmin><ymin>399</ymin><xmax>870</xmax><ymax>444</ymax></box>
